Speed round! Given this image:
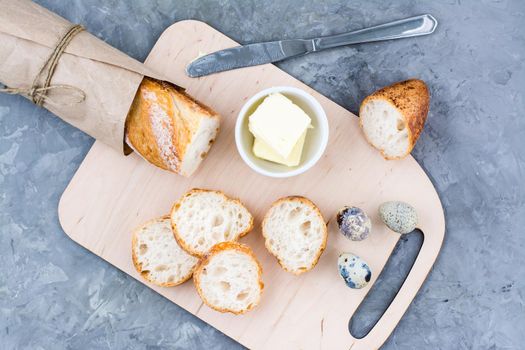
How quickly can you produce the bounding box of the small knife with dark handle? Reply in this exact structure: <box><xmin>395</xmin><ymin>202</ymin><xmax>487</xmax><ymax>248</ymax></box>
<box><xmin>186</xmin><ymin>14</ymin><xmax>437</xmax><ymax>78</ymax></box>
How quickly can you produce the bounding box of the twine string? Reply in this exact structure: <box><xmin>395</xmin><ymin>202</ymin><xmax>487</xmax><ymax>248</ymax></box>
<box><xmin>0</xmin><ymin>24</ymin><xmax>86</xmax><ymax>107</ymax></box>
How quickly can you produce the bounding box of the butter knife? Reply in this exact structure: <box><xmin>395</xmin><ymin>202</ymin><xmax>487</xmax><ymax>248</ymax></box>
<box><xmin>186</xmin><ymin>14</ymin><xmax>437</xmax><ymax>78</ymax></box>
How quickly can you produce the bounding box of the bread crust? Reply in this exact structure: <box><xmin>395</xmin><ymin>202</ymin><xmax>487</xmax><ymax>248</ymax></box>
<box><xmin>193</xmin><ymin>241</ymin><xmax>264</xmax><ymax>315</ymax></box>
<box><xmin>261</xmin><ymin>196</ymin><xmax>328</xmax><ymax>275</ymax></box>
<box><xmin>359</xmin><ymin>79</ymin><xmax>430</xmax><ymax>160</ymax></box>
<box><xmin>170</xmin><ymin>188</ymin><xmax>254</xmax><ymax>257</ymax></box>
<box><xmin>131</xmin><ymin>215</ymin><xmax>196</xmax><ymax>287</ymax></box>
<box><xmin>125</xmin><ymin>77</ymin><xmax>220</xmax><ymax>175</ymax></box>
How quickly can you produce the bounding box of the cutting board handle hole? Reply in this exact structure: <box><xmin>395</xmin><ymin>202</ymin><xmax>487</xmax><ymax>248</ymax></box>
<box><xmin>348</xmin><ymin>229</ymin><xmax>424</xmax><ymax>339</ymax></box>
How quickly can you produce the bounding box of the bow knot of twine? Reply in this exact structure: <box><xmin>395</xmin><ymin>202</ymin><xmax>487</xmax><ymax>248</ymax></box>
<box><xmin>0</xmin><ymin>24</ymin><xmax>86</xmax><ymax>107</ymax></box>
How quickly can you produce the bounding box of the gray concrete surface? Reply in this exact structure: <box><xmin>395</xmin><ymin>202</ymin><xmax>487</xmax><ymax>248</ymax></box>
<box><xmin>1</xmin><ymin>0</ymin><xmax>524</xmax><ymax>349</ymax></box>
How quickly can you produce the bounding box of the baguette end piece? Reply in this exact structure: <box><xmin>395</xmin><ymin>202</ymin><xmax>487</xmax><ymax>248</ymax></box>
<box><xmin>359</xmin><ymin>79</ymin><xmax>429</xmax><ymax>160</ymax></box>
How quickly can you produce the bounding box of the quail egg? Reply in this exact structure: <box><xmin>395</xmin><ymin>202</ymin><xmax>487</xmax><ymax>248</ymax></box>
<box><xmin>378</xmin><ymin>201</ymin><xmax>418</xmax><ymax>234</ymax></box>
<box><xmin>337</xmin><ymin>253</ymin><xmax>372</xmax><ymax>289</ymax></box>
<box><xmin>336</xmin><ymin>206</ymin><xmax>371</xmax><ymax>241</ymax></box>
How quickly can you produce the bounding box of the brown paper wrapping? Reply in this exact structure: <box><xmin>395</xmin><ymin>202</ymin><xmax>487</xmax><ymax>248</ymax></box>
<box><xmin>0</xmin><ymin>0</ymin><xmax>170</xmax><ymax>153</ymax></box>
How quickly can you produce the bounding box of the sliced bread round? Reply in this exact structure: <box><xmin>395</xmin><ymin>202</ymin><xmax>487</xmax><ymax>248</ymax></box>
<box><xmin>359</xmin><ymin>79</ymin><xmax>429</xmax><ymax>160</ymax></box>
<box><xmin>193</xmin><ymin>241</ymin><xmax>264</xmax><ymax>314</ymax></box>
<box><xmin>171</xmin><ymin>189</ymin><xmax>254</xmax><ymax>257</ymax></box>
<box><xmin>131</xmin><ymin>215</ymin><xmax>199</xmax><ymax>287</ymax></box>
<box><xmin>262</xmin><ymin>196</ymin><xmax>327</xmax><ymax>275</ymax></box>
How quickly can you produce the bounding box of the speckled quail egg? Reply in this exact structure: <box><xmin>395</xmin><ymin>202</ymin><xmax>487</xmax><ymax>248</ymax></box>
<box><xmin>337</xmin><ymin>253</ymin><xmax>372</xmax><ymax>289</ymax></box>
<box><xmin>336</xmin><ymin>206</ymin><xmax>371</xmax><ymax>241</ymax></box>
<box><xmin>378</xmin><ymin>201</ymin><xmax>418</xmax><ymax>234</ymax></box>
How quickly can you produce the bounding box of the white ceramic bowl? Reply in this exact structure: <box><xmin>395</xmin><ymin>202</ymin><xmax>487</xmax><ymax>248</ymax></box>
<box><xmin>235</xmin><ymin>86</ymin><xmax>329</xmax><ymax>178</ymax></box>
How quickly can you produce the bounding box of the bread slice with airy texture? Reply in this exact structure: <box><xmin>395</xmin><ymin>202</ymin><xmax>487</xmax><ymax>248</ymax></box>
<box><xmin>125</xmin><ymin>77</ymin><xmax>220</xmax><ymax>176</ymax></box>
<box><xmin>131</xmin><ymin>215</ymin><xmax>199</xmax><ymax>287</ymax></box>
<box><xmin>171</xmin><ymin>189</ymin><xmax>254</xmax><ymax>257</ymax></box>
<box><xmin>193</xmin><ymin>241</ymin><xmax>263</xmax><ymax>314</ymax></box>
<box><xmin>359</xmin><ymin>79</ymin><xmax>429</xmax><ymax>160</ymax></box>
<box><xmin>262</xmin><ymin>196</ymin><xmax>327</xmax><ymax>274</ymax></box>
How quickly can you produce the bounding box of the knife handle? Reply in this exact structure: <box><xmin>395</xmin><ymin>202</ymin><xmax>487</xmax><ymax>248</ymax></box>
<box><xmin>312</xmin><ymin>14</ymin><xmax>437</xmax><ymax>51</ymax></box>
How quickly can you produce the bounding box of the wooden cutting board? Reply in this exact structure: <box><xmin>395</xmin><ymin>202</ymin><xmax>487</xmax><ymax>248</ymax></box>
<box><xmin>58</xmin><ymin>20</ymin><xmax>445</xmax><ymax>350</ymax></box>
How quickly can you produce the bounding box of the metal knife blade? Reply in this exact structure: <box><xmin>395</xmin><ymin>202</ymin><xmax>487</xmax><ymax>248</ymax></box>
<box><xmin>186</xmin><ymin>14</ymin><xmax>437</xmax><ymax>78</ymax></box>
<box><xmin>186</xmin><ymin>39</ymin><xmax>311</xmax><ymax>78</ymax></box>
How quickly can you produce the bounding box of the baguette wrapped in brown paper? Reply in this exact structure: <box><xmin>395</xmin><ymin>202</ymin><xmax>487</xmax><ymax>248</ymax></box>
<box><xmin>0</xmin><ymin>0</ymin><xmax>220</xmax><ymax>177</ymax></box>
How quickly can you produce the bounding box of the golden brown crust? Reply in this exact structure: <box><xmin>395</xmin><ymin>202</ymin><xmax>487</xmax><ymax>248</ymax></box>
<box><xmin>168</xmin><ymin>81</ymin><xmax>219</xmax><ymax>118</ymax></box>
<box><xmin>170</xmin><ymin>188</ymin><xmax>254</xmax><ymax>257</ymax></box>
<box><xmin>261</xmin><ymin>196</ymin><xmax>328</xmax><ymax>275</ymax></box>
<box><xmin>193</xmin><ymin>241</ymin><xmax>264</xmax><ymax>314</ymax></box>
<box><xmin>125</xmin><ymin>77</ymin><xmax>220</xmax><ymax>174</ymax></box>
<box><xmin>125</xmin><ymin>78</ymin><xmax>166</xmax><ymax>170</ymax></box>
<box><xmin>359</xmin><ymin>79</ymin><xmax>430</xmax><ymax>160</ymax></box>
<box><xmin>131</xmin><ymin>215</ymin><xmax>195</xmax><ymax>287</ymax></box>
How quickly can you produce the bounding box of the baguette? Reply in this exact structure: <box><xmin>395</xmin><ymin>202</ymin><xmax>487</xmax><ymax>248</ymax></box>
<box><xmin>125</xmin><ymin>77</ymin><xmax>220</xmax><ymax>176</ymax></box>
<box><xmin>170</xmin><ymin>189</ymin><xmax>254</xmax><ymax>257</ymax></box>
<box><xmin>131</xmin><ymin>215</ymin><xmax>199</xmax><ymax>287</ymax></box>
<box><xmin>359</xmin><ymin>79</ymin><xmax>429</xmax><ymax>160</ymax></box>
<box><xmin>262</xmin><ymin>196</ymin><xmax>327</xmax><ymax>274</ymax></box>
<box><xmin>193</xmin><ymin>241</ymin><xmax>264</xmax><ymax>314</ymax></box>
